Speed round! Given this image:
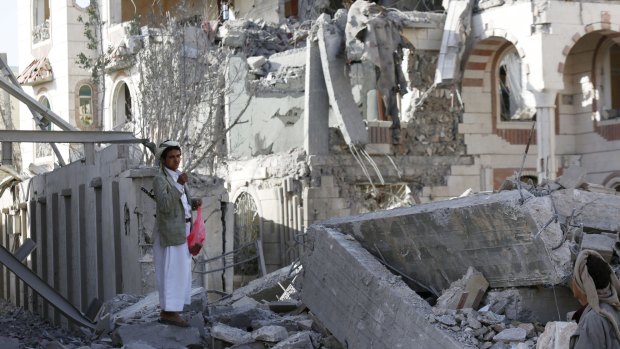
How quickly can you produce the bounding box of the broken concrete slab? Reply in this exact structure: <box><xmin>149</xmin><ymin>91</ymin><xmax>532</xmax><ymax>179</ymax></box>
<box><xmin>493</xmin><ymin>328</ymin><xmax>527</xmax><ymax>342</ymax></box>
<box><xmin>483</xmin><ymin>287</ymin><xmax>579</xmax><ymax>323</ymax></box>
<box><xmin>112</xmin><ymin>287</ymin><xmax>205</xmax><ymax>324</ymax></box>
<box><xmin>232</xmin><ymin>296</ymin><xmax>262</xmax><ymax>309</ymax></box>
<box><xmin>581</xmin><ymin>233</ymin><xmax>615</xmax><ymax>262</ymax></box>
<box><xmin>251</xmin><ymin>325</ymin><xmax>288</xmax><ymax>342</ymax></box>
<box><xmin>111</xmin><ymin>322</ymin><xmax>202</xmax><ymax>349</ymax></box>
<box><xmin>550</xmin><ymin>189</ymin><xmax>620</xmax><ymax>232</ymax></box>
<box><xmin>317</xmin><ymin>23</ymin><xmax>369</xmax><ymax>146</ymax></box>
<box><xmin>321</xmin><ymin>190</ymin><xmax>572</xmax><ymax>291</ymax></box>
<box><xmin>557</xmin><ymin>166</ymin><xmax>587</xmax><ymax>189</ymax></box>
<box><xmin>247</xmin><ymin>56</ymin><xmax>267</xmax><ymax>70</ymax></box>
<box><xmin>208</xmin><ymin>304</ymin><xmax>280</xmax><ymax>330</ymax></box>
<box><xmin>436</xmin><ymin>266</ymin><xmax>489</xmax><ymax>310</ymax></box>
<box><xmin>536</xmin><ymin>322</ymin><xmax>578</xmax><ymax>349</ymax></box>
<box><xmin>271</xmin><ymin>331</ymin><xmax>320</xmax><ymax>349</ymax></box>
<box><xmin>229</xmin><ymin>343</ymin><xmax>265</xmax><ymax>349</ymax></box>
<box><xmin>250</xmin><ymin>314</ymin><xmax>311</xmax><ymax>332</ymax></box>
<box><xmin>218</xmin><ymin>265</ymin><xmax>300</xmax><ymax>306</ymax></box>
<box><xmin>266</xmin><ymin>300</ymin><xmax>301</xmax><ymax>313</ymax></box>
<box><xmin>301</xmin><ymin>226</ymin><xmax>474</xmax><ymax>349</ymax></box>
<box><xmin>211</xmin><ymin>322</ymin><xmax>253</xmax><ymax>345</ymax></box>
<box><xmin>435</xmin><ymin>0</ymin><xmax>473</xmax><ymax>84</ymax></box>
<box><xmin>123</xmin><ymin>342</ymin><xmax>157</xmax><ymax>349</ymax></box>
<box><xmin>0</xmin><ymin>337</ymin><xmax>20</xmax><ymax>349</ymax></box>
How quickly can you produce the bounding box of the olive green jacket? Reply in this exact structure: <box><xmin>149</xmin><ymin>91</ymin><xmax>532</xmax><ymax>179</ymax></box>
<box><xmin>153</xmin><ymin>167</ymin><xmax>193</xmax><ymax>247</ymax></box>
<box><xmin>570</xmin><ymin>303</ymin><xmax>620</xmax><ymax>349</ymax></box>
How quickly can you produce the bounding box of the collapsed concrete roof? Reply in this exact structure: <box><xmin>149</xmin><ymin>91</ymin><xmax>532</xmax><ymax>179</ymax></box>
<box><xmin>320</xmin><ymin>189</ymin><xmax>576</xmax><ymax>292</ymax></box>
<box><xmin>299</xmin><ymin>184</ymin><xmax>620</xmax><ymax>347</ymax></box>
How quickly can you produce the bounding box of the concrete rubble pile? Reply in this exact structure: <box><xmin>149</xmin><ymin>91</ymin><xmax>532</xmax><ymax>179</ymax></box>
<box><xmin>217</xmin><ymin>18</ymin><xmax>311</xmax><ymax>58</ymax></box>
<box><xmin>74</xmin><ymin>265</ymin><xmax>340</xmax><ymax>349</ymax></box>
<box><xmin>0</xmin><ymin>178</ymin><xmax>616</xmax><ymax>349</ymax></box>
<box><xmin>298</xmin><ymin>167</ymin><xmax>620</xmax><ymax>349</ymax></box>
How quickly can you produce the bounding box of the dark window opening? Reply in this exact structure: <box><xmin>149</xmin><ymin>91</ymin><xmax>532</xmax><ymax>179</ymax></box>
<box><xmin>605</xmin><ymin>44</ymin><xmax>620</xmax><ymax>119</ymax></box>
<box><xmin>519</xmin><ymin>175</ymin><xmax>537</xmax><ymax>186</ymax></box>
<box><xmin>499</xmin><ymin>66</ymin><xmax>511</xmax><ymax>121</ymax></box>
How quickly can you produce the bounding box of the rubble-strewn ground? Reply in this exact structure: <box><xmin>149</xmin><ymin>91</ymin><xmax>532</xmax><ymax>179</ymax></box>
<box><xmin>0</xmin><ymin>299</ymin><xmax>101</xmax><ymax>349</ymax></box>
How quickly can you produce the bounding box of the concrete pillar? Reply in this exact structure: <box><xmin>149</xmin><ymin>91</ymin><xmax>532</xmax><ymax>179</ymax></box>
<box><xmin>535</xmin><ymin>91</ymin><xmax>558</xmax><ymax>181</ymax></box>
<box><xmin>366</xmin><ymin>90</ymin><xmax>379</xmax><ymax>121</ymax></box>
<box><xmin>304</xmin><ymin>38</ymin><xmax>329</xmax><ymax>155</ymax></box>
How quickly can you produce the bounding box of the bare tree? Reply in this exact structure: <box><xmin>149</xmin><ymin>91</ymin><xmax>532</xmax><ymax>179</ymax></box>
<box><xmin>128</xmin><ymin>5</ymin><xmax>250</xmax><ymax>173</ymax></box>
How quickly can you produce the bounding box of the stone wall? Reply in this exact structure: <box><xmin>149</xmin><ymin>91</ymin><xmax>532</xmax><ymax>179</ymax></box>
<box><xmin>0</xmin><ymin>145</ymin><xmax>230</xmax><ymax>325</ymax></box>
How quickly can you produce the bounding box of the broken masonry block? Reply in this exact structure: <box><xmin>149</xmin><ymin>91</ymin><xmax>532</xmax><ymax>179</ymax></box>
<box><xmin>580</xmin><ymin>233</ymin><xmax>615</xmax><ymax>262</ymax></box>
<box><xmin>556</xmin><ymin>166</ymin><xmax>587</xmax><ymax>189</ymax></box>
<box><xmin>322</xmin><ymin>190</ymin><xmax>573</xmax><ymax>291</ymax></box>
<box><xmin>536</xmin><ymin>322</ymin><xmax>578</xmax><ymax>349</ymax></box>
<box><xmin>211</xmin><ymin>322</ymin><xmax>253</xmax><ymax>345</ymax></box>
<box><xmin>436</xmin><ymin>267</ymin><xmax>489</xmax><ymax>310</ymax></box>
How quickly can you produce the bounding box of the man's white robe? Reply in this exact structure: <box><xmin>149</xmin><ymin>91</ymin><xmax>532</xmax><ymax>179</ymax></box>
<box><xmin>153</xmin><ymin>168</ymin><xmax>192</xmax><ymax>312</ymax></box>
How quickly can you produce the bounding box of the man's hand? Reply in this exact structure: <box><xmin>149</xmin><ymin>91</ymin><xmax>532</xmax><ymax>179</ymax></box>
<box><xmin>191</xmin><ymin>198</ymin><xmax>202</xmax><ymax>210</ymax></box>
<box><xmin>177</xmin><ymin>173</ymin><xmax>188</xmax><ymax>185</ymax></box>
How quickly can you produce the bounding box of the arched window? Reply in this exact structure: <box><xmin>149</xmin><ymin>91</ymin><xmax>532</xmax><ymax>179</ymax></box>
<box><xmin>597</xmin><ymin>42</ymin><xmax>620</xmax><ymax>120</ymax></box>
<box><xmin>113</xmin><ymin>82</ymin><xmax>133</xmax><ymax>129</ymax></box>
<box><xmin>78</xmin><ymin>84</ymin><xmax>93</xmax><ymax>126</ymax></box>
<box><xmin>497</xmin><ymin>48</ymin><xmax>535</xmax><ymax>121</ymax></box>
<box><xmin>38</xmin><ymin>96</ymin><xmax>52</xmax><ymax>130</ymax></box>
<box><xmin>233</xmin><ymin>192</ymin><xmax>261</xmax><ymax>288</ymax></box>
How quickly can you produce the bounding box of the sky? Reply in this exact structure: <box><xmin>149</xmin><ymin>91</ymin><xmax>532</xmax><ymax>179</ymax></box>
<box><xmin>0</xmin><ymin>0</ymin><xmax>19</xmax><ymax>68</ymax></box>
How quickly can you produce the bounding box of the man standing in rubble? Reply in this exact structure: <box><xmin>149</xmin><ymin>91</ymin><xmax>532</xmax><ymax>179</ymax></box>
<box><xmin>152</xmin><ymin>140</ymin><xmax>201</xmax><ymax>327</ymax></box>
<box><xmin>570</xmin><ymin>249</ymin><xmax>620</xmax><ymax>348</ymax></box>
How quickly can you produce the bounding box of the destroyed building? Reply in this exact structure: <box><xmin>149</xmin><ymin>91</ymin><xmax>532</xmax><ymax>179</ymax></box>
<box><xmin>0</xmin><ymin>0</ymin><xmax>620</xmax><ymax>348</ymax></box>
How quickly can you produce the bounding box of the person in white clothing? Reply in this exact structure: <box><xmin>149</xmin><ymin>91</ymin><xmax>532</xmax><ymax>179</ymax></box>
<box><xmin>152</xmin><ymin>140</ymin><xmax>201</xmax><ymax>327</ymax></box>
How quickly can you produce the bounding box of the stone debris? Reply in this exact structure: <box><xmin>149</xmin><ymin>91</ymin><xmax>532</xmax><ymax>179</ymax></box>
<box><xmin>556</xmin><ymin>166</ymin><xmax>587</xmax><ymax>189</ymax></box>
<box><xmin>437</xmin><ymin>266</ymin><xmax>489</xmax><ymax>310</ymax></box>
<box><xmin>111</xmin><ymin>322</ymin><xmax>202</xmax><ymax>348</ymax></box>
<box><xmin>536</xmin><ymin>322</ymin><xmax>578</xmax><ymax>349</ymax></box>
<box><xmin>251</xmin><ymin>325</ymin><xmax>289</xmax><ymax>342</ymax></box>
<box><xmin>0</xmin><ymin>188</ymin><xmax>617</xmax><ymax>349</ymax></box>
<box><xmin>211</xmin><ymin>322</ymin><xmax>254</xmax><ymax>345</ymax></box>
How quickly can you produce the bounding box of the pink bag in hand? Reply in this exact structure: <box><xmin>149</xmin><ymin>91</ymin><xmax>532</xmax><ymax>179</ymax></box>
<box><xmin>188</xmin><ymin>207</ymin><xmax>206</xmax><ymax>256</ymax></box>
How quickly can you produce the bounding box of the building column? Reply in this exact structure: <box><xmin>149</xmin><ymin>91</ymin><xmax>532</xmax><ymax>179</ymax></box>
<box><xmin>535</xmin><ymin>91</ymin><xmax>557</xmax><ymax>182</ymax></box>
<box><xmin>303</xmin><ymin>38</ymin><xmax>329</xmax><ymax>155</ymax></box>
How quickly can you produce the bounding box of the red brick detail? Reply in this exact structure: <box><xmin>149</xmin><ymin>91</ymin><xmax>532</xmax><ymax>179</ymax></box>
<box><xmin>466</xmin><ymin>62</ymin><xmax>487</xmax><ymax>70</ymax></box>
<box><xmin>472</xmin><ymin>49</ymin><xmax>494</xmax><ymax>56</ymax></box>
<box><xmin>595</xmin><ymin>122</ymin><xmax>620</xmax><ymax>141</ymax></box>
<box><xmin>558</xmin><ymin>62</ymin><xmax>565</xmax><ymax>73</ymax></box>
<box><xmin>495</xmin><ymin>128</ymin><xmax>536</xmax><ymax>145</ymax></box>
<box><xmin>572</xmin><ymin>33</ymin><xmax>581</xmax><ymax>42</ymax></box>
<box><xmin>482</xmin><ymin>39</ymin><xmax>505</xmax><ymax>45</ymax></box>
<box><xmin>462</xmin><ymin>78</ymin><xmax>484</xmax><ymax>87</ymax></box>
<box><xmin>602</xmin><ymin>22</ymin><xmax>612</xmax><ymax>30</ymax></box>
<box><xmin>585</xmin><ymin>24</ymin><xmax>595</xmax><ymax>33</ymax></box>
